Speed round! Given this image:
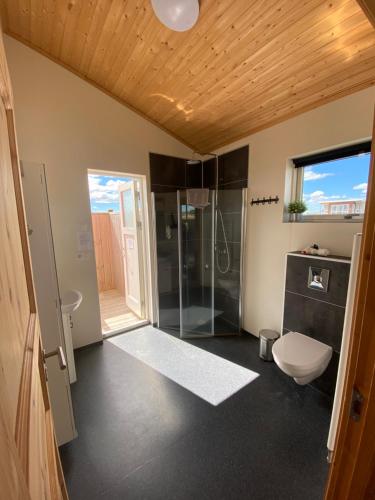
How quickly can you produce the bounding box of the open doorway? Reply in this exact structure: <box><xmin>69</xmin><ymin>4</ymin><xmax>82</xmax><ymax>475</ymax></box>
<box><xmin>88</xmin><ymin>170</ymin><xmax>149</xmax><ymax>337</ymax></box>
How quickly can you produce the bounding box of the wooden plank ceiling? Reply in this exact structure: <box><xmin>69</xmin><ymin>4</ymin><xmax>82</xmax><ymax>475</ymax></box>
<box><xmin>2</xmin><ymin>0</ymin><xmax>375</xmax><ymax>152</ymax></box>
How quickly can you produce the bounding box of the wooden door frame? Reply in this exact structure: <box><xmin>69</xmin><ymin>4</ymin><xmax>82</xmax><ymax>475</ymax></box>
<box><xmin>87</xmin><ymin>169</ymin><xmax>152</xmax><ymax>329</ymax></box>
<box><xmin>325</xmin><ymin>109</ymin><xmax>375</xmax><ymax>498</ymax></box>
<box><xmin>329</xmin><ymin>5</ymin><xmax>375</xmax><ymax>491</ymax></box>
<box><xmin>356</xmin><ymin>0</ymin><xmax>375</xmax><ymax>29</ymax></box>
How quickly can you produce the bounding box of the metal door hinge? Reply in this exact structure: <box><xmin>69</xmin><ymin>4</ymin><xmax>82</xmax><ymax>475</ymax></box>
<box><xmin>350</xmin><ymin>387</ymin><xmax>364</xmax><ymax>422</ymax></box>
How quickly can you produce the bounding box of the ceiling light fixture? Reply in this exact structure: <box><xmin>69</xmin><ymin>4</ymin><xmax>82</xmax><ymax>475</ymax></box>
<box><xmin>151</xmin><ymin>0</ymin><xmax>199</xmax><ymax>32</ymax></box>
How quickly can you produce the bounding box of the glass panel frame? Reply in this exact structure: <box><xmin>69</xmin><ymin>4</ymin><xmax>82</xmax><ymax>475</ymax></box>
<box><xmin>153</xmin><ymin>191</ymin><xmax>181</xmax><ymax>334</ymax></box>
<box><xmin>213</xmin><ymin>188</ymin><xmax>244</xmax><ymax>335</ymax></box>
<box><xmin>178</xmin><ymin>190</ymin><xmax>215</xmax><ymax>339</ymax></box>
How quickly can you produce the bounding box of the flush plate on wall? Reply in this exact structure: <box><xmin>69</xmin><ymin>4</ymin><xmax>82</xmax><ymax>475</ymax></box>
<box><xmin>308</xmin><ymin>267</ymin><xmax>330</xmax><ymax>293</ymax></box>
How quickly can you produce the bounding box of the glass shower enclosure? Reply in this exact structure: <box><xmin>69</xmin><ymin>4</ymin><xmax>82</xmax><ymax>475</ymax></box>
<box><xmin>153</xmin><ymin>187</ymin><xmax>247</xmax><ymax>338</ymax></box>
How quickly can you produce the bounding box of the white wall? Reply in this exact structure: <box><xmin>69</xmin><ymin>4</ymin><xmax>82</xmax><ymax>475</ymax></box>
<box><xmin>6</xmin><ymin>35</ymin><xmax>374</xmax><ymax>344</ymax></box>
<box><xmin>5</xmin><ymin>36</ymin><xmax>192</xmax><ymax>348</ymax></box>
<box><xmin>216</xmin><ymin>87</ymin><xmax>374</xmax><ymax>337</ymax></box>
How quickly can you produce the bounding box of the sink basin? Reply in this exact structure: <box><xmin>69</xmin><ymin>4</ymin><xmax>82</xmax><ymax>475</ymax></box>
<box><xmin>61</xmin><ymin>289</ymin><xmax>83</xmax><ymax>314</ymax></box>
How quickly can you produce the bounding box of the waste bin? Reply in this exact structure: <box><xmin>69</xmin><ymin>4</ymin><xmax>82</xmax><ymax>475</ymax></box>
<box><xmin>259</xmin><ymin>329</ymin><xmax>280</xmax><ymax>361</ymax></box>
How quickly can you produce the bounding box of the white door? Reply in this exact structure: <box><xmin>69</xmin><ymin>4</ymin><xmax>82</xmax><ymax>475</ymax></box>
<box><xmin>21</xmin><ymin>161</ymin><xmax>77</xmax><ymax>445</ymax></box>
<box><xmin>119</xmin><ymin>180</ymin><xmax>144</xmax><ymax>318</ymax></box>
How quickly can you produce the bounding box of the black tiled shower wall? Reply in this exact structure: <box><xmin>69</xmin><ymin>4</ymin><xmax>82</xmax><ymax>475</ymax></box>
<box><xmin>150</xmin><ymin>152</ymin><xmax>187</xmax><ymax>191</ymax></box>
<box><xmin>203</xmin><ymin>146</ymin><xmax>249</xmax><ymax>189</ymax></box>
<box><xmin>150</xmin><ymin>152</ymin><xmax>188</xmax><ymax>333</ymax></box>
<box><xmin>150</xmin><ymin>146</ymin><xmax>249</xmax><ymax>192</ymax></box>
<box><xmin>186</xmin><ymin>163</ymin><xmax>204</xmax><ymax>188</ymax></box>
<box><xmin>212</xmin><ymin>146</ymin><xmax>248</xmax><ymax>333</ymax></box>
<box><xmin>218</xmin><ymin>146</ymin><xmax>249</xmax><ymax>185</ymax></box>
<box><xmin>283</xmin><ymin>254</ymin><xmax>350</xmax><ymax>396</ymax></box>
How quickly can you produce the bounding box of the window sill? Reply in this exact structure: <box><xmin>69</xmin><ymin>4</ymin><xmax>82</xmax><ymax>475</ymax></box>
<box><xmin>283</xmin><ymin>216</ymin><xmax>364</xmax><ymax>224</ymax></box>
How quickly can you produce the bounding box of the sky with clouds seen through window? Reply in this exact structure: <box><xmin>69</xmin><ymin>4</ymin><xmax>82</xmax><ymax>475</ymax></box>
<box><xmin>88</xmin><ymin>174</ymin><xmax>132</xmax><ymax>213</ymax></box>
<box><xmin>302</xmin><ymin>153</ymin><xmax>370</xmax><ymax>214</ymax></box>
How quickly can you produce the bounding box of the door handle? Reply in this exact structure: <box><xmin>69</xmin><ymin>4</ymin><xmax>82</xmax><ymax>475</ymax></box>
<box><xmin>44</xmin><ymin>346</ymin><xmax>67</xmax><ymax>370</ymax></box>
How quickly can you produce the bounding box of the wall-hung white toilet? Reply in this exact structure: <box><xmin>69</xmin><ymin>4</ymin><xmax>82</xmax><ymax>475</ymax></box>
<box><xmin>272</xmin><ymin>332</ymin><xmax>332</xmax><ymax>385</ymax></box>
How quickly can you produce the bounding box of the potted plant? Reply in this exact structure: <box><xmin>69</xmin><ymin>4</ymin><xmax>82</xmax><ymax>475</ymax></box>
<box><xmin>288</xmin><ymin>200</ymin><xmax>307</xmax><ymax>222</ymax></box>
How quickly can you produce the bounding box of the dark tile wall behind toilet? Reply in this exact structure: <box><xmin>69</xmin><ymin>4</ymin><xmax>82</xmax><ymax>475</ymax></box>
<box><xmin>283</xmin><ymin>253</ymin><xmax>351</xmax><ymax>396</ymax></box>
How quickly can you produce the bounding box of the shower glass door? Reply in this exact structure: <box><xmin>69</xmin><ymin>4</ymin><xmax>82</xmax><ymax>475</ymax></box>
<box><xmin>178</xmin><ymin>190</ymin><xmax>215</xmax><ymax>338</ymax></box>
<box><xmin>153</xmin><ymin>187</ymin><xmax>246</xmax><ymax>338</ymax></box>
<box><xmin>153</xmin><ymin>191</ymin><xmax>180</xmax><ymax>334</ymax></box>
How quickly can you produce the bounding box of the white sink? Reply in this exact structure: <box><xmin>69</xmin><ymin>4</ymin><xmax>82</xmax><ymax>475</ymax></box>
<box><xmin>61</xmin><ymin>289</ymin><xmax>83</xmax><ymax>314</ymax></box>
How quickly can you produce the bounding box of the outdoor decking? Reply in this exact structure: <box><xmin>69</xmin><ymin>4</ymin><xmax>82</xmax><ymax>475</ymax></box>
<box><xmin>99</xmin><ymin>289</ymin><xmax>139</xmax><ymax>334</ymax></box>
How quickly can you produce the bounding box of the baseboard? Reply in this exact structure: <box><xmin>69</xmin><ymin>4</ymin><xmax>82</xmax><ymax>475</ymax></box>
<box><xmin>74</xmin><ymin>340</ymin><xmax>103</xmax><ymax>352</ymax></box>
<box><xmin>240</xmin><ymin>328</ymin><xmax>256</xmax><ymax>336</ymax></box>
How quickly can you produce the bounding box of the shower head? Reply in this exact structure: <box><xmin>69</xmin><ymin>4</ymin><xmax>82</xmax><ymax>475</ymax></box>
<box><xmin>187</xmin><ymin>150</ymin><xmax>218</xmax><ymax>165</ymax></box>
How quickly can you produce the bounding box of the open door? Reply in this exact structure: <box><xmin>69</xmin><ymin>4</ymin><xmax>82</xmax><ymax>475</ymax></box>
<box><xmin>21</xmin><ymin>162</ymin><xmax>77</xmax><ymax>446</ymax></box>
<box><xmin>0</xmin><ymin>29</ymin><xmax>68</xmax><ymax>499</ymax></box>
<box><xmin>119</xmin><ymin>181</ymin><xmax>145</xmax><ymax>318</ymax></box>
<box><xmin>325</xmin><ymin>111</ymin><xmax>375</xmax><ymax>498</ymax></box>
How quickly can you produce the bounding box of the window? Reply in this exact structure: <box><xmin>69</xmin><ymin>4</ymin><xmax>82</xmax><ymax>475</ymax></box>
<box><xmin>292</xmin><ymin>141</ymin><xmax>371</xmax><ymax>220</ymax></box>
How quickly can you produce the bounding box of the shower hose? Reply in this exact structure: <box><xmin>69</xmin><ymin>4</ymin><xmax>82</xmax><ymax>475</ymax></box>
<box><xmin>216</xmin><ymin>208</ymin><xmax>230</xmax><ymax>274</ymax></box>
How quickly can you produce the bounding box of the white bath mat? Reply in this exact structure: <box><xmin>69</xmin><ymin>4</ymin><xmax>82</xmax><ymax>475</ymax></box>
<box><xmin>108</xmin><ymin>325</ymin><xmax>259</xmax><ymax>405</ymax></box>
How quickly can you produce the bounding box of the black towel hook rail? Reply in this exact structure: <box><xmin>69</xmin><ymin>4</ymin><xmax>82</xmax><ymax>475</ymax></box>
<box><xmin>250</xmin><ymin>196</ymin><xmax>279</xmax><ymax>206</ymax></box>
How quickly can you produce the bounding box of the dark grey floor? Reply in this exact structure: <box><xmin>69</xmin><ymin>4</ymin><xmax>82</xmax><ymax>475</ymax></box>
<box><xmin>60</xmin><ymin>332</ymin><xmax>331</xmax><ymax>500</ymax></box>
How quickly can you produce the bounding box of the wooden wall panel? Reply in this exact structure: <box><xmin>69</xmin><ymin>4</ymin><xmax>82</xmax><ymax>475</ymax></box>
<box><xmin>92</xmin><ymin>213</ymin><xmax>117</xmax><ymax>293</ymax></box>
<box><xmin>92</xmin><ymin>212</ymin><xmax>126</xmax><ymax>295</ymax></box>
<box><xmin>92</xmin><ymin>212</ymin><xmax>114</xmax><ymax>292</ymax></box>
<box><xmin>2</xmin><ymin>0</ymin><xmax>374</xmax><ymax>152</ymax></box>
